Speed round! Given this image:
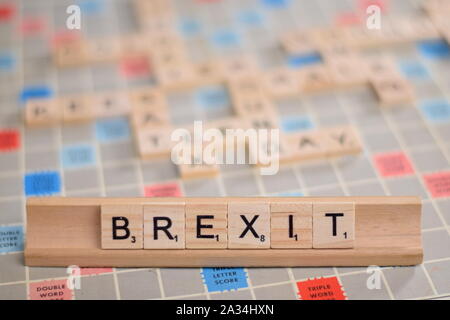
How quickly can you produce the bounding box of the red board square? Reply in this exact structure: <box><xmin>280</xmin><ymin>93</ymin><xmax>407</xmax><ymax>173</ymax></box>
<box><xmin>51</xmin><ymin>30</ymin><xmax>81</xmax><ymax>48</ymax></box>
<box><xmin>0</xmin><ymin>4</ymin><xmax>15</xmax><ymax>22</ymax></box>
<box><xmin>119</xmin><ymin>56</ymin><xmax>151</xmax><ymax>79</ymax></box>
<box><xmin>373</xmin><ymin>152</ymin><xmax>414</xmax><ymax>178</ymax></box>
<box><xmin>144</xmin><ymin>182</ymin><xmax>183</xmax><ymax>197</ymax></box>
<box><xmin>297</xmin><ymin>277</ymin><xmax>346</xmax><ymax>300</ymax></box>
<box><xmin>423</xmin><ymin>171</ymin><xmax>450</xmax><ymax>198</ymax></box>
<box><xmin>335</xmin><ymin>12</ymin><xmax>362</xmax><ymax>26</ymax></box>
<box><xmin>358</xmin><ymin>0</ymin><xmax>388</xmax><ymax>13</ymax></box>
<box><xmin>29</xmin><ymin>279</ymin><xmax>73</xmax><ymax>300</ymax></box>
<box><xmin>20</xmin><ymin>17</ymin><xmax>46</xmax><ymax>35</ymax></box>
<box><xmin>0</xmin><ymin>130</ymin><xmax>20</xmax><ymax>152</ymax></box>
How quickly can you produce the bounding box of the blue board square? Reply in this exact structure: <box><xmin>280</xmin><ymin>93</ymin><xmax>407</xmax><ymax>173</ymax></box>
<box><xmin>399</xmin><ymin>61</ymin><xmax>429</xmax><ymax>80</ymax></box>
<box><xmin>19</xmin><ymin>86</ymin><xmax>53</xmax><ymax>104</ymax></box>
<box><xmin>0</xmin><ymin>226</ymin><xmax>24</xmax><ymax>253</ymax></box>
<box><xmin>287</xmin><ymin>53</ymin><xmax>322</xmax><ymax>68</ymax></box>
<box><xmin>95</xmin><ymin>117</ymin><xmax>130</xmax><ymax>142</ymax></box>
<box><xmin>179</xmin><ymin>19</ymin><xmax>202</xmax><ymax>37</ymax></box>
<box><xmin>25</xmin><ymin>171</ymin><xmax>61</xmax><ymax>196</ymax></box>
<box><xmin>261</xmin><ymin>0</ymin><xmax>290</xmax><ymax>8</ymax></box>
<box><xmin>195</xmin><ymin>85</ymin><xmax>230</xmax><ymax>110</ymax></box>
<box><xmin>211</xmin><ymin>29</ymin><xmax>241</xmax><ymax>48</ymax></box>
<box><xmin>62</xmin><ymin>144</ymin><xmax>96</xmax><ymax>169</ymax></box>
<box><xmin>237</xmin><ymin>10</ymin><xmax>264</xmax><ymax>27</ymax></box>
<box><xmin>420</xmin><ymin>100</ymin><xmax>450</xmax><ymax>123</ymax></box>
<box><xmin>281</xmin><ymin>115</ymin><xmax>314</xmax><ymax>132</ymax></box>
<box><xmin>201</xmin><ymin>267</ymin><xmax>248</xmax><ymax>292</ymax></box>
<box><xmin>77</xmin><ymin>0</ymin><xmax>104</xmax><ymax>15</ymax></box>
<box><xmin>0</xmin><ymin>52</ymin><xmax>15</xmax><ymax>71</ymax></box>
<box><xmin>417</xmin><ymin>40</ymin><xmax>450</xmax><ymax>59</ymax></box>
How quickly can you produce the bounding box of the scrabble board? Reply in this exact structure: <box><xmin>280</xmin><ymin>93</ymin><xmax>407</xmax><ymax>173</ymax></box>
<box><xmin>0</xmin><ymin>0</ymin><xmax>450</xmax><ymax>300</ymax></box>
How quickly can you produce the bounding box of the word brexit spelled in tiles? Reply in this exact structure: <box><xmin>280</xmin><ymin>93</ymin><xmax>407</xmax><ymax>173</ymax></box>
<box><xmin>101</xmin><ymin>200</ymin><xmax>355</xmax><ymax>250</ymax></box>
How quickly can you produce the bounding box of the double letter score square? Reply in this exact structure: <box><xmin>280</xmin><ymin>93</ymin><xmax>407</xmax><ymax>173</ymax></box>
<box><xmin>101</xmin><ymin>200</ymin><xmax>355</xmax><ymax>250</ymax></box>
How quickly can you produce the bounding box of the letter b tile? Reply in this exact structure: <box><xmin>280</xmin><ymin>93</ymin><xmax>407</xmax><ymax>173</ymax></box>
<box><xmin>101</xmin><ymin>204</ymin><xmax>143</xmax><ymax>249</ymax></box>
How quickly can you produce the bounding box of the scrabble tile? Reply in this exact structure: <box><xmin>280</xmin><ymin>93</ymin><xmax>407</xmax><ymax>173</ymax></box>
<box><xmin>394</xmin><ymin>17</ymin><xmax>440</xmax><ymax>42</ymax></box>
<box><xmin>270</xmin><ymin>202</ymin><xmax>312</xmax><ymax>248</ymax></box>
<box><xmin>85</xmin><ymin>38</ymin><xmax>121</xmax><ymax>64</ymax></box>
<box><xmin>143</xmin><ymin>203</ymin><xmax>185</xmax><ymax>249</ymax></box>
<box><xmin>194</xmin><ymin>61</ymin><xmax>223</xmax><ymax>85</ymax></box>
<box><xmin>298</xmin><ymin>65</ymin><xmax>335</xmax><ymax>93</ymax></box>
<box><xmin>53</xmin><ymin>41</ymin><xmax>87</xmax><ymax>67</ymax></box>
<box><xmin>128</xmin><ymin>87</ymin><xmax>167</xmax><ymax>110</ymax></box>
<box><xmin>120</xmin><ymin>34</ymin><xmax>150</xmax><ymax>57</ymax></box>
<box><xmin>130</xmin><ymin>108</ymin><xmax>170</xmax><ymax>129</ymax></box>
<box><xmin>185</xmin><ymin>202</ymin><xmax>228</xmax><ymax>249</ymax></box>
<box><xmin>218</xmin><ymin>55</ymin><xmax>259</xmax><ymax>80</ymax></box>
<box><xmin>310</xmin><ymin>27</ymin><xmax>349</xmax><ymax>48</ymax></box>
<box><xmin>318</xmin><ymin>44</ymin><xmax>359</xmax><ymax>62</ymax></box>
<box><xmin>280</xmin><ymin>31</ymin><xmax>316</xmax><ymax>55</ymax></box>
<box><xmin>154</xmin><ymin>63</ymin><xmax>198</xmax><ymax>90</ymax></box>
<box><xmin>322</xmin><ymin>126</ymin><xmax>363</xmax><ymax>157</ymax></box>
<box><xmin>151</xmin><ymin>46</ymin><xmax>188</xmax><ymax>66</ymax></box>
<box><xmin>312</xmin><ymin>202</ymin><xmax>355</xmax><ymax>248</ymax></box>
<box><xmin>228</xmin><ymin>76</ymin><xmax>265</xmax><ymax>97</ymax></box>
<box><xmin>136</xmin><ymin>126</ymin><xmax>173</xmax><ymax>159</ymax></box>
<box><xmin>228</xmin><ymin>202</ymin><xmax>270</xmax><ymax>249</ymax></box>
<box><xmin>371</xmin><ymin>76</ymin><xmax>415</xmax><ymax>106</ymax></box>
<box><xmin>326</xmin><ymin>57</ymin><xmax>368</xmax><ymax>87</ymax></box>
<box><xmin>285</xmin><ymin>130</ymin><xmax>327</xmax><ymax>162</ymax></box>
<box><xmin>263</xmin><ymin>67</ymin><xmax>300</xmax><ymax>98</ymax></box>
<box><xmin>25</xmin><ymin>98</ymin><xmax>61</xmax><ymax>127</ymax></box>
<box><xmin>364</xmin><ymin>57</ymin><xmax>401</xmax><ymax>82</ymax></box>
<box><xmin>60</xmin><ymin>95</ymin><xmax>94</xmax><ymax>123</ymax></box>
<box><xmin>101</xmin><ymin>204</ymin><xmax>143</xmax><ymax>249</ymax></box>
<box><xmin>92</xmin><ymin>92</ymin><xmax>131</xmax><ymax>118</ymax></box>
<box><xmin>233</xmin><ymin>95</ymin><xmax>276</xmax><ymax>117</ymax></box>
<box><xmin>178</xmin><ymin>162</ymin><xmax>220</xmax><ymax>180</ymax></box>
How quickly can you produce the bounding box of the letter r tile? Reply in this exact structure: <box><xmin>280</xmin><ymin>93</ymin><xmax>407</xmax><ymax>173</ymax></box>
<box><xmin>186</xmin><ymin>202</ymin><xmax>228</xmax><ymax>249</ymax></box>
<box><xmin>313</xmin><ymin>202</ymin><xmax>355</xmax><ymax>248</ymax></box>
<box><xmin>101</xmin><ymin>204</ymin><xmax>143</xmax><ymax>249</ymax></box>
<box><xmin>228</xmin><ymin>202</ymin><xmax>270</xmax><ymax>249</ymax></box>
<box><xmin>143</xmin><ymin>203</ymin><xmax>185</xmax><ymax>249</ymax></box>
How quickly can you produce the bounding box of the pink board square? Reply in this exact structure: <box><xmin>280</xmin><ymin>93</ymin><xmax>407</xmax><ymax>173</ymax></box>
<box><xmin>144</xmin><ymin>182</ymin><xmax>183</xmax><ymax>197</ymax></box>
<box><xmin>373</xmin><ymin>152</ymin><xmax>414</xmax><ymax>177</ymax></box>
<box><xmin>29</xmin><ymin>279</ymin><xmax>73</xmax><ymax>300</ymax></box>
<box><xmin>423</xmin><ymin>171</ymin><xmax>450</xmax><ymax>198</ymax></box>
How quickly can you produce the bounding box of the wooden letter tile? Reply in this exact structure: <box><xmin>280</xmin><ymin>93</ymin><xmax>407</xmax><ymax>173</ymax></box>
<box><xmin>53</xmin><ymin>41</ymin><xmax>87</xmax><ymax>67</ymax></box>
<box><xmin>136</xmin><ymin>126</ymin><xmax>174</xmax><ymax>159</ymax></box>
<box><xmin>128</xmin><ymin>87</ymin><xmax>168</xmax><ymax>111</ymax></box>
<box><xmin>186</xmin><ymin>202</ymin><xmax>228</xmax><ymax>249</ymax></box>
<box><xmin>25</xmin><ymin>99</ymin><xmax>61</xmax><ymax>127</ymax></box>
<box><xmin>285</xmin><ymin>130</ymin><xmax>327</xmax><ymax>163</ymax></box>
<box><xmin>263</xmin><ymin>68</ymin><xmax>300</xmax><ymax>98</ymax></box>
<box><xmin>371</xmin><ymin>77</ymin><xmax>415</xmax><ymax>106</ymax></box>
<box><xmin>101</xmin><ymin>204</ymin><xmax>143</xmax><ymax>249</ymax></box>
<box><xmin>60</xmin><ymin>95</ymin><xmax>94</xmax><ymax>123</ymax></box>
<box><xmin>144</xmin><ymin>203</ymin><xmax>185</xmax><ymax>249</ymax></box>
<box><xmin>298</xmin><ymin>65</ymin><xmax>335</xmax><ymax>93</ymax></box>
<box><xmin>228</xmin><ymin>202</ymin><xmax>270</xmax><ymax>249</ymax></box>
<box><xmin>93</xmin><ymin>92</ymin><xmax>131</xmax><ymax>118</ymax></box>
<box><xmin>322</xmin><ymin>126</ymin><xmax>363</xmax><ymax>157</ymax></box>
<box><xmin>271</xmin><ymin>202</ymin><xmax>312</xmax><ymax>248</ymax></box>
<box><xmin>313</xmin><ymin>202</ymin><xmax>355</xmax><ymax>248</ymax></box>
